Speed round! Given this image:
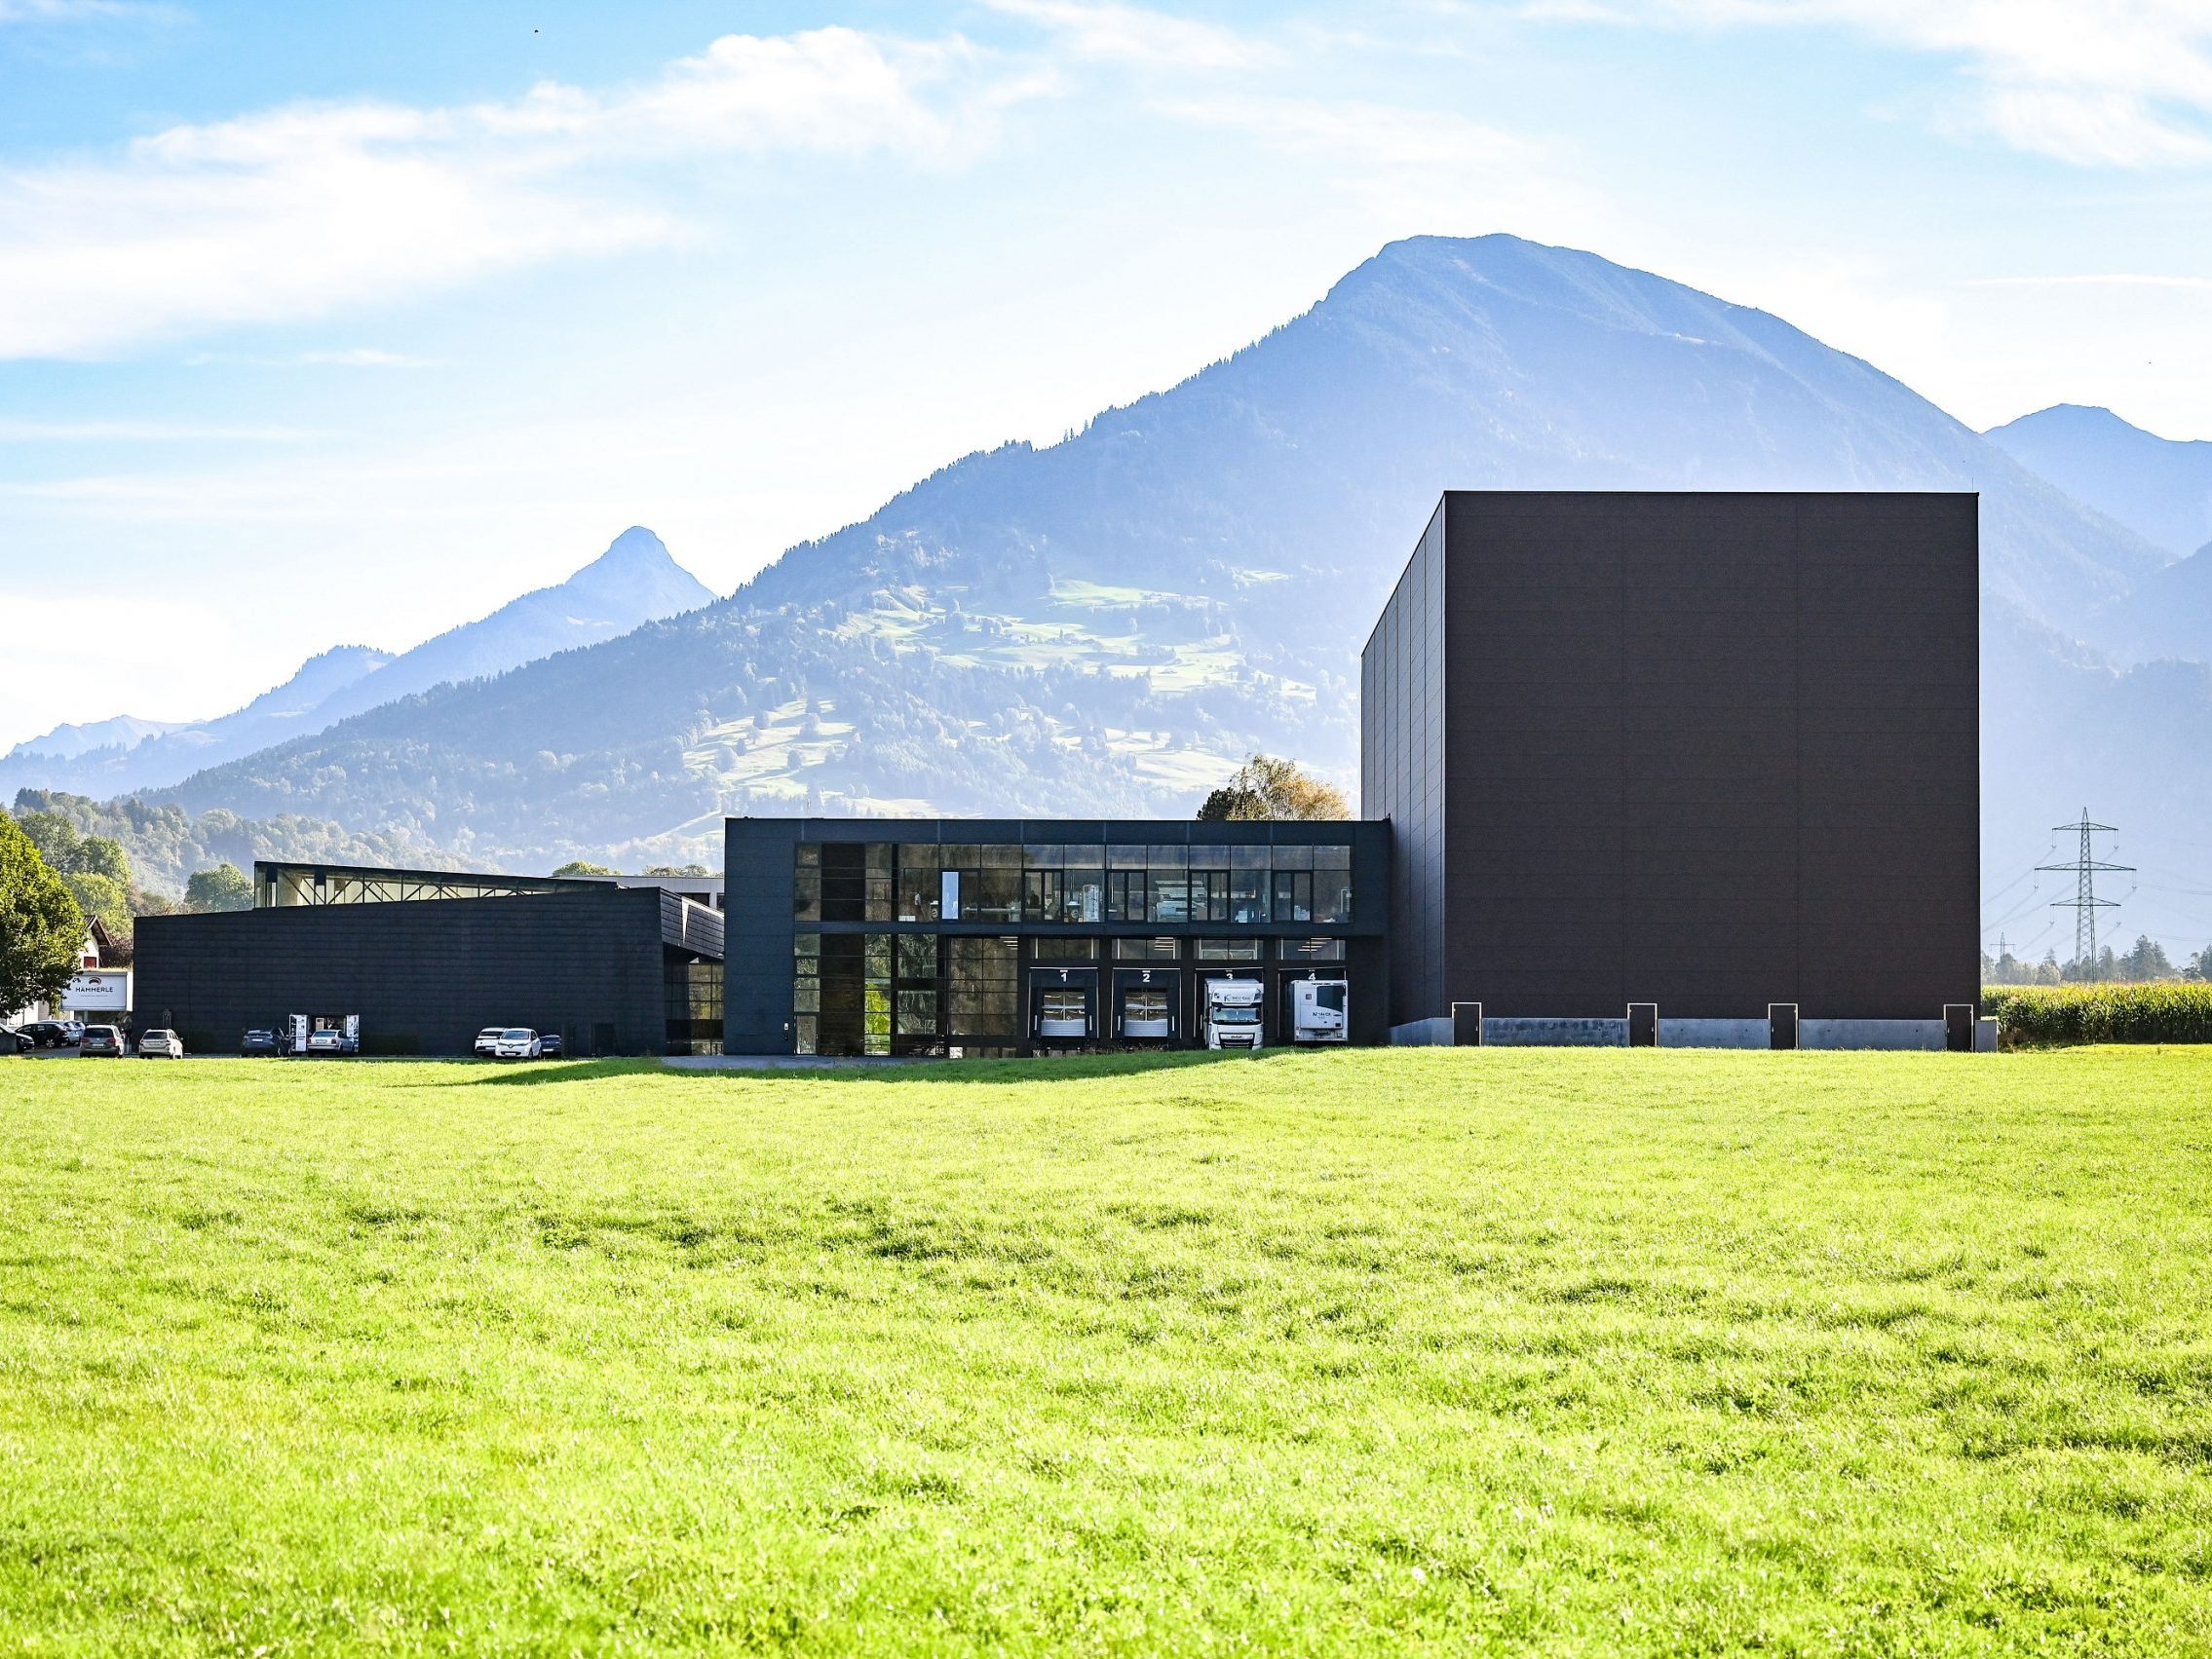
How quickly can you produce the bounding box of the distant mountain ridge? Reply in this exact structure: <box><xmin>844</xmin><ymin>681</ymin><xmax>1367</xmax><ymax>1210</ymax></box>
<box><xmin>1986</xmin><ymin>404</ymin><xmax>2212</xmax><ymax>559</ymax></box>
<box><xmin>0</xmin><ymin>527</ymin><xmax>712</xmax><ymax>806</ymax></box>
<box><xmin>103</xmin><ymin>234</ymin><xmax>2212</xmax><ymax>944</ymax></box>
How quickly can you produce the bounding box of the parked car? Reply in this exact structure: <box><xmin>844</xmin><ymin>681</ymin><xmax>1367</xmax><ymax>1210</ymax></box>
<box><xmin>306</xmin><ymin>1028</ymin><xmax>344</xmax><ymax>1056</ymax></box>
<box><xmin>241</xmin><ymin>1029</ymin><xmax>279</xmax><ymax>1056</ymax></box>
<box><xmin>79</xmin><ymin>1025</ymin><xmax>126</xmax><ymax>1057</ymax></box>
<box><xmin>491</xmin><ymin>1027</ymin><xmax>543</xmax><ymax>1059</ymax></box>
<box><xmin>474</xmin><ymin>1027</ymin><xmax>504</xmax><ymax>1057</ymax></box>
<box><xmin>1</xmin><ymin>1027</ymin><xmax>31</xmax><ymax>1054</ymax></box>
<box><xmin>137</xmin><ymin>1029</ymin><xmax>185</xmax><ymax>1060</ymax></box>
<box><xmin>18</xmin><ymin>1021</ymin><xmax>72</xmax><ymax>1048</ymax></box>
<box><xmin>538</xmin><ymin>1033</ymin><xmax>563</xmax><ymax>1057</ymax></box>
<box><xmin>62</xmin><ymin>1021</ymin><xmax>85</xmax><ymax>1045</ymax></box>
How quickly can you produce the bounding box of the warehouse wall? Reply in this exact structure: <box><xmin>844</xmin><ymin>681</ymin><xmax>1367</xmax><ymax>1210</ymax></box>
<box><xmin>134</xmin><ymin>887</ymin><xmax>677</xmax><ymax>1056</ymax></box>
<box><xmin>1366</xmin><ymin>491</ymin><xmax>1980</xmax><ymax>1023</ymax></box>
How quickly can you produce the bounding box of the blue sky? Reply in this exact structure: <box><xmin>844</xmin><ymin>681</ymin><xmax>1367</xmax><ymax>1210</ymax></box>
<box><xmin>2</xmin><ymin>0</ymin><xmax>2209</xmax><ymax>746</ymax></box>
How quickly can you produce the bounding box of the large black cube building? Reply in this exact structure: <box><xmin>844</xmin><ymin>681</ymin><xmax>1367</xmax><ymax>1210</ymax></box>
<box><xmin>724</xmin><ymin>818</ymin><xmax>1391</xmax><ymax>1056</ymax></box>
<box><xmin>1362</xmin><ymin>491</ymin><xmax>1979</xmax><ymax>1035</ymax></box>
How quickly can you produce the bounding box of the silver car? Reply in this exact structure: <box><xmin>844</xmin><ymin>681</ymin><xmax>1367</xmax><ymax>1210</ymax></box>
<box><xmin>137</xmin><ymin>1029</ymin><xmax>185</xmax><ymax>1059</ymax></box>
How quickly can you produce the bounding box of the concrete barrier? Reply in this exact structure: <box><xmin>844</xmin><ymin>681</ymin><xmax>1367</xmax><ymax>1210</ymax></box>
<box><xmin>1799</xmin><ymin>1018</ymin><xmax>1947</xmax><ymax>1051</ymax></box>
<box><xmin>1483</xmin><ymin>1017</ymin><xmax>1627</xmax><ymax>1047</ymax></box>
<box><xmin>1659</xmin><ymin>1018</ymin><xmax>1770</xmax><ymax>1049</ymax></box>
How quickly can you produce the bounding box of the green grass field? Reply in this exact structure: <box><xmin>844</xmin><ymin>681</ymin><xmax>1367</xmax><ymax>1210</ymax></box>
<box><xmin>2</xmin><ymin>1049</ymin><xmax>2208</xmax><ymax>1655</ymax></box>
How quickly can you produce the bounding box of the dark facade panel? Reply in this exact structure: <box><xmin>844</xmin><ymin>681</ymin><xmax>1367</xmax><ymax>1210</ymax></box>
<box><xmin>1363</xmin><ymin>490</ymin><xmax>1978</xmax><ymax>1027</ymax></box>
<box><xmin>135</xmin><ymin>887</ymin><xmax>693</xmax><ymax>1056</ymax></box>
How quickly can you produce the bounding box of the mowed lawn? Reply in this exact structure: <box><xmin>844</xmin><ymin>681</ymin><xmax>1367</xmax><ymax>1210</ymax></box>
<box><xmin>1</xmin><ymin>1050</ymin><xmax>2208</xmax><ymax>1655</ymax></box>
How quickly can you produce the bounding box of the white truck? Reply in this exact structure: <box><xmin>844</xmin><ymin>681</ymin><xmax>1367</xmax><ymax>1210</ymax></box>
<box><xmin>1291</xmin><ymin>978</ymin><xmax>1350</xmax><ymax>1043</ymax></box>
<box><xmin>1203</xmin><ymin>977</ymin><xmax>1266</xmax><ymax>1050</ymax></box>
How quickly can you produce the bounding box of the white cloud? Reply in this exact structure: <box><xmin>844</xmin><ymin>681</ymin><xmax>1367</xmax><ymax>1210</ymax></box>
<box><xmin>0</xmin><ymin>25</ymin><xmax>1047</xmax><ymax>358</ymax></box>
<box><xmin>1523</xmin><ymin>0</ymin><xmax>2212</xmax><ymax>166</ymax></box>
<box><xmin>982</xmin><ymin>0</ymin><xmax>1277</xmax><ymax>69</ymax></box>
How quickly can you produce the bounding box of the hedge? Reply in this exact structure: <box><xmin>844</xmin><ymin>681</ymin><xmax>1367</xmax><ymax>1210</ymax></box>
<box><xmin>1984</xmin><ymin>982</ymin><xmax>2212</xmax><ymax>1045</ymax></box>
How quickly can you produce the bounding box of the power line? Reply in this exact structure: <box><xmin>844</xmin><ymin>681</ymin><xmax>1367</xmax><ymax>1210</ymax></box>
<box><xmin>2038</xmin><ymin>810</ymin><xmax>2134</xmax><ymax>975</ymax></box>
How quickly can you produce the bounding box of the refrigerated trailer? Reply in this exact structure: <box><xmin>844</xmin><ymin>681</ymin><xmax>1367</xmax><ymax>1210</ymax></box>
<box><xmin>1291</xmin><ymin>978</ymin><xmax>1349</xmax><ymax>1043</ymax></box>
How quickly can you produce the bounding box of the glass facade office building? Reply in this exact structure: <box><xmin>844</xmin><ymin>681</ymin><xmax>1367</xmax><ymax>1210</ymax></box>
<box><xmin>724</xmin><ymin>819</ymin><xmax>1390</xmax><ymax>1056</ymax></box>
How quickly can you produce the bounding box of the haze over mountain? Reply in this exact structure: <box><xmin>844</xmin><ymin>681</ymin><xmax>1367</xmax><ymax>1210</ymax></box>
<box><xmin>0</xmin><ymin>528</ymin><xmax>711</xmax><ymax>803</ymax></box>
<box><xmin>57</xmin><ymin>234</ymin><xmax>2212</xmax><ymax>951</ymax></box>
<box><xmin>1986</xmin><ymin>404</ymin><xmax>2212</xmax><ymax>560</ymax></box>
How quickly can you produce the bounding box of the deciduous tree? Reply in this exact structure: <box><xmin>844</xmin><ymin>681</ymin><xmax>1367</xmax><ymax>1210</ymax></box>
<box><xmin>0</xmin><ymin>813</ymin><xmax>85</xmax><ymax>1016</ymax></box>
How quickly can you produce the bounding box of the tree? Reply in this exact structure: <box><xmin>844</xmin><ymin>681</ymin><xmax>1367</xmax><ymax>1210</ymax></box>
<box><xmin>552</xmin><ymin>860</ymin><xmax>618</xmax><ymax>877</ymax></box>
<box><xmin>15</xmin><ymin>811</ymin><xmax>80</xmax><ymax>873</ymax></box>
<box><xmin>0</xmin><ymin>813</ymin><xmax>85</xmax><ymax>1016</ymax></box>
<box><xmin>1196</xmin><ymin>754</ymin><xmax>1350</xmax><ymax>822</ymax></box>
<box><xmin>642</xmin><ymin>863</ymin><xmax>711</xmax><ymax>878</ymax></box>
<box><xmin>185</xmin><ymin>862</ymin><xmax>254</xmax><ymax>912</ymax></box>
<box><xmin>73</xmin><ymin>835</ymin><xmax>133</xmax><ymax>886</ymax></box>
<box><xmin>63</xmin><ymin>870</ymin><xmax>131</xmax><ymax>934</ymax></box>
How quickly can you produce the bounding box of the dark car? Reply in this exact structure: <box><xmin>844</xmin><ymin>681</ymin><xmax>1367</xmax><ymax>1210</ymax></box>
<box><xmin>241</xmin><ymin>1030</ymin><xmax>279</xmax><ymax>1056</ymax></box>
<box><xmin>1</xmin><ymin>1027</ymin><xmax>31</xmax><ymax>1054</ymax></box>
<box><xmin>539</xmin><ymin>1033</ymin><xmax>563</xmax><ymax>1057</ymax></box>
<box><xmin>79</xmin><ymin>1025</ymin><xmax>127</xmax><ymax>1057</ymax></box>
<box><xmin>19</xmin><ymin>1021</ymin><xmax>74</xmax><ymax>1049</ymax></box>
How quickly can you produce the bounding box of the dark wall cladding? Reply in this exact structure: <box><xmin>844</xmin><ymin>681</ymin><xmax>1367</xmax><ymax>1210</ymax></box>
<box><xmin>1363</xmin><ymin>491</ymin><xmax>1980</xmax><ymax>1025</ymax></box>
<box><xmin>135</xmin><ymin>886</ymin><xmax>701</xmax><ymax>1056</ymax></box>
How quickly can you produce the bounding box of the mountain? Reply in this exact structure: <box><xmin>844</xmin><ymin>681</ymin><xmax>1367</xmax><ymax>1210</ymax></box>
<box><xmin>152</xmin><ymin>234</ymin><xmax>2202</xmax><ymax>946</ymax></box>
<box><xmin>301</xmin><ymin>526</ymin><xmax>714</xmax><ymax>729</ymax></box>
<box><xmin>1986</xmin><ymin>404</ymin><xmax>2212</xmax><ymax>560</ymax></box>
<box><xmin>1</xmin><ymin>528</ymin><xmax>712</xmax><ymax>805</ymax></box>
<box><xmin>11</xmin><ymin>713</ymin><xmax>185</xmax><ymax>761</ymax></box>
<box><xmin>0</xmin><ymin>645</ymin><xmax>392</xmax><ymax>800</ymax></box>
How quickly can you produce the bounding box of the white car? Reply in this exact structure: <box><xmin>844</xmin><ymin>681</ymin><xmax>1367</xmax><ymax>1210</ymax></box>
<box><xmin>473</xmin><ymin>1027</ymin><xmax>505</xmax><ymax>1057</ymax></box>
<box><xmin>306</xmin><ymin>1028</ymin><xmax>344</xmax><ymax>1056</ymax></box>
<box><xmin>491</xmin><ymin>1027</ymin><xmax>543</xmax><ymax>1059</ymax></box>
<box><xmin>137</xmin><ymin>1029</ymin><xmax>185</xmax><ymax>1059</ymax></box>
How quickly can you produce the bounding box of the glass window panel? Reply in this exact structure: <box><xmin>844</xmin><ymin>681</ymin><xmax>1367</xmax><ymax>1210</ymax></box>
<box><xmin>895</xmin><ymin>989</ymin><xmax>939</xmax><ymax>1034</ymax></box>
<box><xmin>1032</xmin><ymin>936</ymin><xmax>1098</xmax><ymax>961</ymax></box>
<box><xmin>942</xmin><ymin>845</ymin><xmax>981</xmax><ymax>870</ymax></box>
<box><xmin>1063</xmin><ymin>870</ymin><xmax>1104</xmax><ymax>924</ymax></box>
<box><xmin>794</xmin><ymin>931</ymin><xmax>820</xmax><ymax>959</ymax></box>
<box><xmin>1195</xmin><ymin>937</ymin><xmax>1264</xmax><ymax>961</ymax></box>
<box><xmin>1114</xmin><ymin>936</ymin><xmax>1177</xmax><ymax>961</ymax></box>
<box><xmin>1314</xmin><ymin>843</ymin><xmax>1353</xmax><ymax>870</ymax></box>
<box><xmin>940</xmin><ymin>870</ymin><xmax>961</xmax><ymax>921</ymax></box>
<box><xmin>980</xmin><ymin>843</ymin><xmax>1021</xmax><ymax>869</ymax></box>
<box><xmin>793</xmin><ymin>980</ymin><xmax>820</xmax><ymax>1013</ymax></box>
<box><xmin>865</xmin><ymin>879</ymin><xmax>894</xmax><ymax>923</ymax></box>
<box><xmin>1064</xmin><ymin>845</ymin><xmax>1104</xmax><ymax>868</ymax></box>
<box><xmin>1231</xmin><ymin>845</ymin><xmax>1270</xmax><ymax>870</ymax></box>
<box><xmin>896</xmin><ymin>934</ymin><xmax>938</xmax><ymax>980</ymax></box>
<box><xmin>897</xmin><ymin>843</ymin><xmax>941</xmax><ymax>876</ymax></box>
<box><xmin>971</xmin><ymin>867</ymin><xmax>1021</xmax><ymax>922</ymax></box>
<box><xmin>1229</xmin><ymin>869</ymin><xmax>1268</xmax><ymax>924</ymax></box>
<box><xmin>1108</xmin><ymin>844</ymin><xmax>1146</xmax><ymax>869</ymax></box>
<box><xmin>1280</xmin><ymin>937</ymin><xmax>1346</xmax><ymax>961</ymax></box>
<box><xmin>1273</xmin><ymin>845</ymin><xmax>1314</xmax><ymax>871</ymax></box>
<box><xmin>1274</xmin><ymin>871</ymin><xmax>1314</xmax><ymax>923</ymax></box>
<box><xmin>1146</xmin><ymin>845</ymin><xmax>1187</xmax><ymax>871</ymax></box>
<box><xmin>1024</xmin><ymin>844</ymin><xmax>1062</xmax><ymax>869</ymax></box>
<box><xmin>864</xmin><ymin>934</ymin><xmax>893</xmax><ymax>981</ymax></box>
<box><xmin>793</xmin><ymin>1015</ymin><xmax>818</xmax><ymax>1055</ymax></box>
<box><xmin>866</xmin><ymin>842</ymin><xmax>893</xmax><ymax>877</ymax></box>
<box><xmin>1314</xmin><ymin>876</ymin><xmax>1352</xmax><ymax>924</ymax></box>
<box><xmin>796</xmin><ymin>844</ymin><xmax>820</xmax><ymax>867</ymax></box>
<box><xmin>1148</xmin><ymin>876</ymin><xmax>1192</xmax><ymax>924</ymax></box>
<box><xmin>1188</xmin><ymin>845</ymin><xmax>1232</xmax><ymax>868</ymax></box>
<box><xmin>793</xmin><ymin>872</ymin><xmax>821</xmax><ymax>922</ymax></box>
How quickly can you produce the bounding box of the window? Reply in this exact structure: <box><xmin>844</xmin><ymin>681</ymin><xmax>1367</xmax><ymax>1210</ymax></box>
<box><xmin>947</xmin><ymin>936</ymin><xmax>1020</xmax><ymax>1042</ymax></box>
<box><xmin>896</xmin><ymin>845</ymin><xmax>941</xmax><ymax>922</ymax></box>
<box><xmin>1033</xmin><ymin>936</ymin><xmax>1098</xmax><ymax>962</ymax></box>
<box><xmin>1194</xmin><ymin>938</ymin><xmax>1264</xmax><ymax>961</ymax></box>
<box><xmin>805</xmin><ymin>930</ymin><xmax>893</xmax><ymax>1056</ymax></box>
<box><xmin>1023</xmin><ymin>868</ymin><xmax>1064</xmax><ymax>920</ymax></box>
<box><xmin>1273</xmin><ymin>870</ymin><xmax>1314</xmax><ymax>924</ymax></box>
<box><xmin>1114</xmin><ymin>936</ymin><xmax>1178</xmax><ymax>962</ymax></box>
<box><xmin>896</xmin><ymin>933</ymin><xmax>938</xmax><ymax>980</ymax></box>
<box><xmin>1313</xmin><ymin>844</ymin><xmax>1353</xmax><ymax>924</ymax></box>
<box><xmin>1107</xmin><ymin>869</ymin><xmax>1148</xmax><ymax>923</ymax></box>
<box><xmin>1280</xmin><ymin>937</ymin><xmax>1346</xmax><ymax>962</ymax></box>
<box><xmin>1147</xmin><ymin>874</ymin><xmax>1192</xmax><ymax>924</ymax></box>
